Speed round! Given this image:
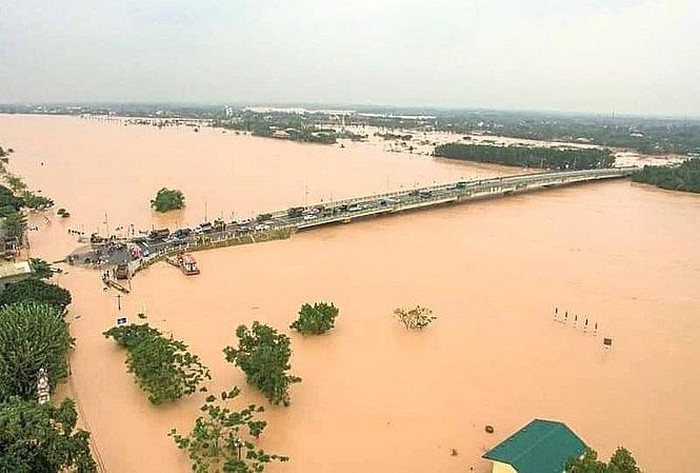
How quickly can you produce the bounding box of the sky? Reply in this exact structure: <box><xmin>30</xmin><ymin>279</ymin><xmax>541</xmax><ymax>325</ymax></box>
<box><xmin>1</xmin><ymin>0</ymin><xmax>699</xmax><ymax>115</ymax></box>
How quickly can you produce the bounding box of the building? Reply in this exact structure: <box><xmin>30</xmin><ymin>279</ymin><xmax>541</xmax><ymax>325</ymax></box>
<box><xmin>483</xmin><ymin>419</ymin><xmax>587</xmax><ymax>473</ymax></box>
<box><xmin>0</xmin><ymin>260</ymin><xmax>34</xmax><ymax>292</ymax></box>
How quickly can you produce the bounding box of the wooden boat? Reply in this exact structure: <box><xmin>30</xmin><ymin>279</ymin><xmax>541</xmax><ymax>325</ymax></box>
<box><xmin>166</xmin><ymin>253</ymin><xmax>200</xmax><ymax>275</ymax></box>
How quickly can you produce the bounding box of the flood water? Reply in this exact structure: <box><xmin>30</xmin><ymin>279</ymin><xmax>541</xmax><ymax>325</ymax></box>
<box><xmin>2</xmin><ymin>115</ymin><xmax>699</xmax><ymax>473</ymax></box>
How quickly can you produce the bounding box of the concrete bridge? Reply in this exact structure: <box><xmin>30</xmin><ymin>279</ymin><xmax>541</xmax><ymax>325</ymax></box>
<box><xmin>283</xmin><ymin>166</ymin><xmax>636</xmax><ymax>230</ymax></box>
<box><xmin>67</xmin><ymin>166</ymin><xmax>636</xmax><ymax>270</ymax></box>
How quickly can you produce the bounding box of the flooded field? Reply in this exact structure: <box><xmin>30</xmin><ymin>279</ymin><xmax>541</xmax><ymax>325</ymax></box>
<box><xmin>2</xmin><ymin>115</ymin><xmax>699</xmax><ymax>473</ymax></box>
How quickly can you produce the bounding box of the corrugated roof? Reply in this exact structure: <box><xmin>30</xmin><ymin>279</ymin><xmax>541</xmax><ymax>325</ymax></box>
<box><xmin>483</xmin><ymin>419</ymin><xmax>587</xmax><ymax>473</ymax></box>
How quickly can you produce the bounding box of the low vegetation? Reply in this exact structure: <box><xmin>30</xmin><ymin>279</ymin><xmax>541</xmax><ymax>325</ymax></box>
<box><xmin>223</xmin><ymin>322</ymin><xmax>301</xmax><ymax>406</ymax></box>
<box><xmin>169</xmin><ymin>386</ymin><xmax>289</xmax><ymax>473</ymax></box>
<box><xmin>632</xmin><ymin>159</ymin><xmax>700</xmax><ymax>193</ymax></box>
<box><xmin>290</xmin><ymin>302</ymin><xmax>339</xmax><ymax>334</ymax></box>
<box><xmin>0</xmin><ymin>397</ymin><xmax>97</xmax><ymax>473</ymax></box>
<box><xmin>103</xmin><ymin>324</ymin><xmax>210</xmax><ymax>405</ymax></box>
<box><xmin>0</xmin><ymin>302</ymin><xmax>73</xmax><ymax>401</ymax></box>
<box><xmin>394</xmin><ymin>306</ymin><xmax>437</xmax><ymax>330</ymax></box>
<box><xmin>150</xmin><ymin>187</ymin><xmax>185</xmax><ymax>212</ymax></box>
<box><xmin>434</xmin><ymin>143</ymin><xmax>614</xmax><ymax>170</ymax></box>
<box><xmin>566</xmin><ymin>447</ymin><xmax>642</xmax><ymax>473</ymax></box>
<box><xmin>0</xmin><ymin>278</ymin><xmax>72</xmax><ymax>312</ymax></box>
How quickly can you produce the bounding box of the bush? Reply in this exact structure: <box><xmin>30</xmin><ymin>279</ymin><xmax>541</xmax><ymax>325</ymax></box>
<box><xmin>223</xmin><ymin>322</ymin><xmax>301</xmax><ymax>406</ymax></box>
<box><xmin>0</xmin><ymin>278</ymin><xmax>72</xmax><ymax>312</ymax></box>
<box><xmin>169</xmin><ymin>387</ymin><xmax>288</xmax><ymax>473</ymax></box>
<box><xmin>0</xmin><ymin>302</ymin><xmax>73</xmax><ymax>401</ymax></box>
<box><xmin>394</xmin><ymin>306</ymin><xmax>437</xmax><ymax>330</ymax></box>
<box><xmin>150</xmin><ymin>187</ymin><xmax>185</xmax><ymax>212</ymax></box>
<box><xmin>103</xmin><ymin>324</ymin><xmax>210</xmax><ymax>404</ymax></box>
<box><xmin>290</xmin><ymin>302</ymin><xmax>339</xmax><ymax>334</ymax></box>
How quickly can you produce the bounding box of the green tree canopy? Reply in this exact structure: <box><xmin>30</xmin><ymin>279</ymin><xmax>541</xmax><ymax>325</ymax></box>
<box><xmin>2</xmin><ymin>211</ymin><xmax>25</xmax><ymax>238</ymax></box>
<box><xmin>290</xmin><ymin>302</ymin><xmax>339</xmax><ymax>335</ymax></box>
<box><xmin>0</xmin><ymin>278</ymin><xmax>72</xmax><ymax>312</ymax></box>
<box><xmin>566</xmin><ymin>447</ymin><xmax>642</xmax><ymax>473</ymax></box>
<box><xmin>223</xmin><ymin>322</ymin><xmax>301</xmax><ymax>406</ymax></box>
<box><xmin>632</xmin><ymin>159</ymin><xmax>700</xmax><ymax>193</ymax></box>
<box><xmin>433</xmin><ymin>143</ymin><xmax>614</xmax><ymax>170</ymax></box>
<box><xmin>29</xmin><ymin>258</ymin><xmax>54</xmax><ymax>280</ymax></box>
<box><xmin>0</xmin><ymin>302</ymin><xmax>73</xmax><ymax>401</ymax></box>
<box><xmin>103</xmin><ymin>324</ymin><xmax>210</xmax><ymax>405</ymax></box>
<box><xmin>0</xmin><ymin>397</ymin><xmax>96</xmax><ymax>473</ymax></box>
<box><xmin>169</xmin><ymin>386</ymin><xmax>288</xmax><ymax>473</ymax></box>
<box><xmin>150</xmin><ymin>187</ymin><xmax>185</xmax><ymax>212</ymax></box>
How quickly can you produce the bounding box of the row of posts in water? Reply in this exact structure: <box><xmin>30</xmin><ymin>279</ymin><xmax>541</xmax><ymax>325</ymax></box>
<box><xmin>554</xmin><ymin>307</ymin><xmax>614</xmax><ymax>349</ymax></box>
<box><xmin>554</xmin><ymin>307</ymin><xmax>598</xmax><ymax>334</ymax></box>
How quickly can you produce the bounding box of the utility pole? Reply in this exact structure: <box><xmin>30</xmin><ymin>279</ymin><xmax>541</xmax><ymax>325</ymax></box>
<box><xmin>116</xmin><ymin>293</ymin><xmax>122</xmax><ymax>311</ymax></box>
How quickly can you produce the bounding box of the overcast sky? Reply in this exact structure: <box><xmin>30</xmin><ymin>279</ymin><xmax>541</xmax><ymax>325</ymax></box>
<box><xmin>1</xmin><ymin>0</ymin><xmax>698</xmax><ymax>115</ymax></box>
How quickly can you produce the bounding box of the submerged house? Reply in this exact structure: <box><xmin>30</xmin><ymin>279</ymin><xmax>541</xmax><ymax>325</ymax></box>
<box><xmin>483</xmin><ymin>419</ymin><xmax>587</xmax><ymax>473</ymax></box>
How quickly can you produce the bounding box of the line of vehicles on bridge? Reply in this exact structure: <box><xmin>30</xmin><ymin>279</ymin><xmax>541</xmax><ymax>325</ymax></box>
<box><xmin>125</xmin><ymin>168</ymin><xmax>631</xmax><ymax>256</ymax></box>
<box><xmin>130</xmin><ymin>182</ymin><xmax>472</xmax><ymax>255</ymax></box>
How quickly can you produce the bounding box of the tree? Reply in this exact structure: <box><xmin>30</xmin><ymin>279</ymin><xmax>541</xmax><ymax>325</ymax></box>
<box><xmin>2</xmin><ymin>211</ymin><xmax>25</xmax><ymax>239</ymax></box>
<box><xmin>29</xmin><ymin>258</ymin><xmax>54</xmax><ymax>279</ymax></box>
<box><xmin>0</xmin><ymin>278</ymin><xmax>72</xmax><ymax>312</ymax></box>
<box><xmin>394</xmin><ymin>306</ymin><xmax>437</xmax><ymax>330</ymax></box>
<box><xmin>150</xmin><ymin>187</ymin><xmax>185</xmax><ymax>212</ymax></box>
<box><xmin>223</xmin><ymin>322</ymin><xmax>301</xmax><ymax>406</ymax></box>
<box><xmin>103</xmin><ymin>324</ymin><xmax>210</xmax><ymax>405</ymax></box>
<box><xmin>290</xmin><ymin>302</ymin><xmax>339</xmax><ymax>334</ymax></box>
<box><xmin>169</xmin><ymin>387</ymin><xmax>288</xmax><ymax>473</ymax></box>
<box><xmin>566</xmin><ymin>447</ymin><xmax>642</xmax><ymax>473</ymax></box>
<box><xmin>0</xmin><ymin>397</ymin><xmax>96</xmax><ymax>472</ymax></box>
<box><xmin>0</xmin><ymin>302</ymin><xmax>73</xmax><ymax>401</ymax></box>
<box><xmin>21</xmin><ymin>191</ymin><xmax>54</xmax><ymax>210</ymax></box>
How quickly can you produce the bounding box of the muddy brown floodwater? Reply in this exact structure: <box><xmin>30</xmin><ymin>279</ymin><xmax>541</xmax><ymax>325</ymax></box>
<box><xmin>1</xmin><ymin>115</ymin><xmax>699</xmax><ymax>473</ymax></box>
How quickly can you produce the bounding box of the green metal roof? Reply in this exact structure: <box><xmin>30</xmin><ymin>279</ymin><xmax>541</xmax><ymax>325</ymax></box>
<box><xmin>483</xmin><ymin>419</ymin><xmax>587</xmax><ymax>473</ymax></box>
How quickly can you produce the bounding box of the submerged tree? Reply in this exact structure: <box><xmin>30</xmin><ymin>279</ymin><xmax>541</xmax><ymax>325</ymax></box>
<box><xmin>150</xmin><ymin>187</ymin><xmax>185</xmax><ymax>212</ymax></box>
<box><xmin>103</xmin><ymin>324</ymin><xmax>210</xmax><ymax>405</ymax></box>
<box><xmin>0</xmin><ymin>397</ymin><xmax>96</xmax><ymax>473</ymax></box>
<box><xmin>0</xmin><ymin>302</ymin><xmax>73</xmax><ymax>401</ymax></box>
<box><xmin>223</xmin><ymin>322</ymin><xmax>301</xmax><ymax>406</ymax></box>
<box><xmin>394</xmin><ymin>305</ymin><xmax>436</xmax><ymax>330</ymax></box>
<box><xmin>290</xmin><ymin>302</ymin><xmax>339</xmax><ymax>335</ymax></box>
<box><xmin>169</xmin><ymin>387</ymin><xmax>288</xmax><ymax>473</ymax></box>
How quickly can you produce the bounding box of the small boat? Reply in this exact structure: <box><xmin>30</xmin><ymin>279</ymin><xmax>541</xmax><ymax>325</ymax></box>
<box><xmin>166</xmin><ymin>253</ymin><xmax>200</xmax><ymax>275</ymax></box>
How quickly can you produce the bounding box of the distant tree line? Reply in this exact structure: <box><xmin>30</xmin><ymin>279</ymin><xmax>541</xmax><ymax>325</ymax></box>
<box><xmin>434</xmin><ymin>143</ymin><xmax>614</xmax><ymax>170</ymax></box>
<box><xmin>214</xmin><ymin>114</ymin><xmax>338</xmax><ymax>144</ymax></box>
<box><xmin>433</xmin><ymin>112</ymin><xmax>700</xmax><ymax>156</ymax></box>
<box><xmin>632</xmin><ymin>159</ymin><xmax>700</xmax><ymax>193</ymax></box>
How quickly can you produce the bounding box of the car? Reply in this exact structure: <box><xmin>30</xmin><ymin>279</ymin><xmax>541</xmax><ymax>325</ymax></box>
<box><xmin>236</xmin><ymin>218</ymin><xmax>253</xmax><ymax>225</ymax></box>
<box><xmin>302</xmin><ymin>214</ymin><xmax>317</xmax><ymax>221</ymax></box>
<box><xmin>170</xmin><ymin>228</ymin><xmax>192</xmax><ymax>240</ymax></box>
<box><xmin>254</xmin><ymin>223</ymin><xmax>271</xmax><ymax>231</ymax></box>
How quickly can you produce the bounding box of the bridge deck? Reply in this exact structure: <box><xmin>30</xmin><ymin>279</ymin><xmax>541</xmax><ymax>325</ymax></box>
<box><xmin>66</xmin><ymin>167</ymin><xmax>636</xmax><ymax>268</ymax></box>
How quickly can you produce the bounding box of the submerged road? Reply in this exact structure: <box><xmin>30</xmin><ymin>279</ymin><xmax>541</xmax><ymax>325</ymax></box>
<box><xmin>68</xmin><ymin>166</ymin><xmax>637</xmax><ymax>268</ymax></box>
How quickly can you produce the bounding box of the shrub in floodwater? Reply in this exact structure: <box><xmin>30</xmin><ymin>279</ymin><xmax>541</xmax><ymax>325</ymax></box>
<box><xmin>290</xmin><ymin>302</ymin><xmax>339</xmax><ymax>335</ymax></box>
